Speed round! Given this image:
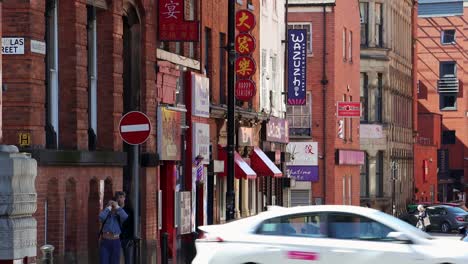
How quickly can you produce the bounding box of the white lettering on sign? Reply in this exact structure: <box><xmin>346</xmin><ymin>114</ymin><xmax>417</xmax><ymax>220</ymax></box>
<box><xmin>291</xmin><ymin>33</ymin><xmax>305</xmax><ymax>96</ymax></box>
<box><xmin>163</xmin><ymin>0</ymin><xmax>181</xmax><ymax>19</ymax></box>
<box><xmin>31</xmin><ymin>40</ymin><xmax>46</xmax><ymax>55</ymax></box>
<box><xmin>121</xmin><ymin>124</ymin><xmax>150</xmax><ymax>133</ymax></box>
<box><xmin>2</xmin><ymin>38</ymin><xmax>25</xmax><ymax>55</ymax></box>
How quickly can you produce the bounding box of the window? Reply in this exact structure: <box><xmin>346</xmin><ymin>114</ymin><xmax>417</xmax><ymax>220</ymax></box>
<box><xmin>349</xmin><ymin>31</ymin><xmax>353</xmax><ymax>62</ymax></box>
<box><xmin>440</xmin><ymin>61</ymin><xmax>456</xmax><ymax>77</ymax></box>
<box><xmin>219</xmin><ymin>33</ymin><xmax>227</xmax><ymax>105</ymax></box>
<box><xmin>441</xmin><ymin>30</ymin><xmax>455</xmax><ymax>44</ymax></box>
<box><xmin>87</xmin><ymin>5</ymin><xmax>98</xmax><ymax>150</ymax></box>
<box><xmin>261</xmin><ymin>49</ymin><xmax>269</xmax><ymax>112</ymax></box>
<box><xmin>257</xmin><ymin>213</ymin><xmax>327</xmax><ymax>238</ymax></box>
<box><xmin>360</xmin><ymin>153</ymin><xmax>369</xmax><ymax>197</ymax></box>
<box><xmin>440</xmin><ymin>93</ymin><xmax>457</xmax><ymax>110</ymax></box>
<box><xmin>328</xmin><ymin>213</ymin><xmax>395</xmax><ymax>241</ymax></box>
<box><xmin>343</xmin><ymin>28</ymin><xmax>347</xmax><ymax>61</ymax></box>
<box><xmin>287</xmin><ymin>93</ymin><xmax>312</xmax><ymax>137</ymax></box>
<box><xmin>442</xmin><ymin>130</ymin><xmax>456</xmax><ymax>144</ymax></box>
<box><xmin>204</xmin><ymin>27</ymin><xmax>212</xmax><ymax>100</ymax></box>
<box><xmin>271</xmin><ymin>54</ymin><xmax>278</xmax><ymax>111</ymax></box>
<box><xmin>288</xmin><ymin>23</ymin><xmax>312</xmax><ymax>54</ymax></box>
<box><xmin>360</xmin><ymin>73</ymin><xmax>368</xmax><ymax>122</ymax></box>
<box><xmin>46</xmin><ymin>0</ymin><xmax>59</xmax><ymax>149</ymax></box>
<box><xmin>375</xmin><ymin>3</ymin><xmax>383</xmax><ymax>47</ymax></box>
<box><xmin>376</xmin><ymin>151</ymin><xmax>384</xmax><ymax>197</ymax></box>
<box><xmin>376</xmin><ymin>73</ymin><xmax>383</xmax><ymax>122</ymax></box>
<box><xmin>360</xmin><ymin>2</ymin><xmax>369</xmax><ymax>47</ymax></box>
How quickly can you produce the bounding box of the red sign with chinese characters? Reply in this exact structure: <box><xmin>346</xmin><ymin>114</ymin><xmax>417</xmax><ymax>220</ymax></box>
<box><xmin>235</xmin><ymin>79</ymin><xmax>257</xmax><ymax>101</ymax></box>
<box><xmin>158</xmin><ymin>0</ymin><xmax>200</xmax><ymax>42</ymax></box>
<box><xmin>235</xmin><ymin>56</ymin><xmax>256</xmax><ymax>79</ymax></box>
<box><xmin>235</xmin><ymin>10</ymin><xmax>256</xmax><ymax>32</ymax></box>
<box><xmin>235</xmin><ymin>33</ymin><xmax>256</xmax><ymax>55</ymax></box>
<box><xmin>337</xmin><ymin>102</ymin><xmax>361</xmax><ymax>118</ymax></box>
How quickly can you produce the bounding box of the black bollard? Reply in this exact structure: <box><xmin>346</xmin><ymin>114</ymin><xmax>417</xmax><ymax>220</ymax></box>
<box><xmin>161</xmin><ymin>232</ymin><xmax>169</xmax><ymax>264</ymax></box>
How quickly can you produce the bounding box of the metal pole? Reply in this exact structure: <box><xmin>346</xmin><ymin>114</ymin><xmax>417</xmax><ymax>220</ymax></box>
<box><xmin>226</xmin><ymin>0</ymin><xmax>236</xmax><ymax>221</ymax></box>
<box><xmin>132</xmin><ymin>144</ymin><xmax>140</xmax><ymax>262</ymax></box>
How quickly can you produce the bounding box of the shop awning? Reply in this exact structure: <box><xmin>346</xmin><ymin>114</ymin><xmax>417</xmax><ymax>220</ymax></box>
<box><xmin>218</xmin><ymin>146</ymin><xmax>257</xmax><ymax>179</ymax></box>
<box><xmin>250</xmin><ymin>147</ymin><xmax>283</xmax><ymax>177</ymax></box>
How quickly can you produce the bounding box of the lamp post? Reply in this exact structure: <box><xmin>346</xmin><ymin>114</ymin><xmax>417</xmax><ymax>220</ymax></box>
<box><xmin>391</xmin><ymin>160</ymin><xmax>399</xmax><ymax>216</ymax></box>
<box><xmin>226</xmin><ymin>0</ymin><xmax>236</xmax><ymax>221</ymax></box>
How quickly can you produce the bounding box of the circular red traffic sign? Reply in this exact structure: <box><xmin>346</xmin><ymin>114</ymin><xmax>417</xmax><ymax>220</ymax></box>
<box><xmin>235</xmin><ymin>79</ymin><xmax>256</xmax><ymax>101</ymax></box>
<box><xmin>119</xmin><ymin>111</ymin><xmax>151</xmax><ymax>145</ymax></box>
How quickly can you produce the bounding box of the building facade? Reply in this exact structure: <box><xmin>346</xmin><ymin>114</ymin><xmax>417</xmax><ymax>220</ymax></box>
<box><xmin>287</xmin><ymin>0</ymin><xmax>362</xmax><ymax>206</ymax></box>
<box><xmin>416</xmin><ymin>0</ymin><xmax>468</xmax><ymax>203</ymax></box>
<box><xmin>359</xmin><ymin>0</ymin><xmax>415</xmax><ymax>215</ymax></box>
<box><xmin>2</xmin><ymin>0</ymin><xmax>160</xmax><ymax>263</ymax></box>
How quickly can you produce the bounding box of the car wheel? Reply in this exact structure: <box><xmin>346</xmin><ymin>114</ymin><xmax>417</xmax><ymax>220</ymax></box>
<box><xmin>441</xmin><ymin>222</ymin><xmax>451</xmax><ymax>233</ymax></box>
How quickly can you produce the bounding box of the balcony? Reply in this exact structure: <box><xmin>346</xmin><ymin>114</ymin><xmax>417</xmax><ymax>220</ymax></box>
<box><xmin>437</xmin><ymin>77</ymin><xmax>459</xmax><ymax>93</ymax></box>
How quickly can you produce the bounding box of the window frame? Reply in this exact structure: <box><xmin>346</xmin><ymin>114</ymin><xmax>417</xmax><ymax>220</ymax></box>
<box><xmin>439</xmin><ymin>93</ymin><xmax>457</xmax><ymax>111</ymax></box>
<box><xmin>376</xmin><ymin>73</ymin><xmax>383</xmax><ymax>122</ymax></box>
<box><xmin>360</xmin><ymin>2</ymin><xmax>369</xmax><ymax>47</ymax></box>
<box><xmin>287</xmin><ymin>92</ymin><xmax>312</xmax><ymax>138</ymax></box>
<box><xmin>87</xmin><ymin>5</ymin><xmax>98</xmax><ymax>150</ymax></box>
<box><xmin>360</xmin><ymin>153</ymin><xmax>369</xmax><ymax>198</ymax></box>
<box><xmin>349</xmin><ymin>30</ymin><xmax>353</xmax><ymax>62</ymax></box>
<box><xmin>288</xmin><ymin>23</ymin><xmax>313</xmax><ymax>55</ymax></box>
<box><xmin>375</xmin><ymin>2</ymin><xmax>383</xmax><ymax>48</ymax></box>
<box><xmin>441</xmin><ymin>29</ymin><xmax>456</xmax><ymax>45</ymax></box>
<box><xmin>442</xmin><ymin>130</ymin><xmax>456</xmax><ymax>145</ymax></box>
<box><xmin>46</xmin><ymin>0</ymin><xmax>60</xmax><ymax>149</ymax></box>
<box><xmin>343</xmin><ymin>28</ymin><xmax>347</xmax><ymax>61</ymax></box>
<box><xmin>255</xmin><ymin>213</ymin><xmax>328</xmax><ymax>238</ymax></box>
<box><xmin>440</xmin><ymin>61</ymin><xmax>457</xmax><ymax>78</ymax></box>
<box><xmin>376</xmin><ymin>151</ymin><xmax>384</xmax><ymax>197</ymax></box>
<box><xmin>360</xmin><ymin>72</ymin><xmax>369</xmax><ymax>123</ymax></box>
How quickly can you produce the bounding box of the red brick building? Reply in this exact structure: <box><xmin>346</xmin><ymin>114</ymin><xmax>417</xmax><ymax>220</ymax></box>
<box><xmin>287</xmin><ymin>0</ymin><xmax>362</xmax><ymax>205</ymax></box>
<box><xmin>416</xmin><ymin>0</ymin><xmax>468</xmax><ymax>203</ymax></box>
<box><xmin>2</xmin><ymin>0</ymin><xmax>159</xmax><ymax>263</ymax></box>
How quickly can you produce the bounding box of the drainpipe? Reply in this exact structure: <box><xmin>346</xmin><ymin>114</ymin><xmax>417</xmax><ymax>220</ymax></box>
<box><xmin>320</xmin><ymin>5</ymin><xmax>329</xmax><ymax>204</ymax></box>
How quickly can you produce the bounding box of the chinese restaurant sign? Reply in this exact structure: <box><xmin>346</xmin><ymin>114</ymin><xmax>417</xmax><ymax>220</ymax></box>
<box><xmin>235</xmin><ymin>9</ymin><xmax>257</xmax><ymax>101</ymax></box>
<box><xmin>158</xmin><ymin>0</ymin><xmax>200</xmax><ymax>42</ymax></box>
<box><xmin>287</xmin><ymin>29</ymin><xmax>307</xmax><ymax>105</ymax></box>
<box><xmin>264</xmin><ymin>117</ymin><xmax>289</xmax><ymax>143</ymax></box>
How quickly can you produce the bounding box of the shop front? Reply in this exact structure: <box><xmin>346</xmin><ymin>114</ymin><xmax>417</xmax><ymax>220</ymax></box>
<box><xmin>286</xmin><ymin>141</ymin><xmax>319</xmax><ymax>206</ymax></box>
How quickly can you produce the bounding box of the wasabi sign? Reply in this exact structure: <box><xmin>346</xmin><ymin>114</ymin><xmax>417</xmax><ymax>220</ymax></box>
<box><xmin>287</xmin><ymin>29</ymin><xmax>307</xmax><ymax>105</ymax></box>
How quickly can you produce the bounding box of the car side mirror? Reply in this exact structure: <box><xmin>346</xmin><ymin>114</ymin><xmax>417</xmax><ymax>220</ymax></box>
<box><xmin>387</xmin><ymin>232</ymin><xmax>412</xmax><ymax>243</ymax></box>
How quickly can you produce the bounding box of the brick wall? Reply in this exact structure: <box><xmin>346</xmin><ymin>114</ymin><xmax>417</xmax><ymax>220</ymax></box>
<box><xmin>289</xmin><ymin>1</ymin><xmax>361</xmax><ymax>205</ymax></box>
<box><xmin>2</xmin><ymin>0</ymin><xmax>159</xmax><ymax>262</ymax></box>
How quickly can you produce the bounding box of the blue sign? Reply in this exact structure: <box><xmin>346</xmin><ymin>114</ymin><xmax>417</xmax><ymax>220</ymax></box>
<box><xmin>287</xmin><ymin>165</ymin><xmax>319</xmax><ymax>182</ymax></box>
<box><xmin>287</xmin><ymin>29</ymin><xmax>307</xmax><ymax>105</ymax></box>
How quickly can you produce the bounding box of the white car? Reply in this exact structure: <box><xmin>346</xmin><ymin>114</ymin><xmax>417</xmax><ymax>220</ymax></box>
<box><xmin>193</xmin><ymin>205</ymin><xmax>468</xmax><ymax>264</ymax></box>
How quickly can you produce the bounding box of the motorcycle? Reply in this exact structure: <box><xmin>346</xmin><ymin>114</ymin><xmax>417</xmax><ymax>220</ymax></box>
<box><xmin>458</xmin><ymin>226</ymin><xmax>468</xmax><ymax>242</ymax></box>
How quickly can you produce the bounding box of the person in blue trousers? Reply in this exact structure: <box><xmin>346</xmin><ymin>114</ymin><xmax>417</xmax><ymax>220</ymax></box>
<box><xmin>99</xmin><ymin>193</ymin><xmax>128</xmax><ymax>264</ymax></box>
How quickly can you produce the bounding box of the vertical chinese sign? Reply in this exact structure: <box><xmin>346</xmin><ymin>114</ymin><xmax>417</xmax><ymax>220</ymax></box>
<box><xmin>158</xmin><ymin>0</ymin><xmax>200</xmax><ymax>41</ymax></box>
<box><xmin>287</xmin><ymin>29</ymin><xmax>307</xmax><ymax>105</ymax></box>
<box><xmin>235</xmin><ymin>10</ymin><xmax>257</xmax><ymax>101</ymax></box>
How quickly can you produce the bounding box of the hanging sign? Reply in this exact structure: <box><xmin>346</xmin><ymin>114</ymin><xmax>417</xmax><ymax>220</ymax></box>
<box><xmin>287</xmin><ymin>29</ymin><xmax>307</xmax><ymax>105</ymax></box>
<box><xmin>235</xmin><ymin>10</ymin><xmax>256</xmax><ymax>32</ymax></box>
<box><xmin>235</xmin><ymin>79</ymin><xmax>256</xmax><ymax>101</ymax></box>
<box><xmin>235</xmin><ymin>33</ymin><xmax>256</xmax><ymax>55</ymax></box>
<box><xmin>158</xmin><ymin>0</ymin><xmax>199</xmax><ymax>41</ymax></box>
<box><xmin>235</xmin><ymin>56</ymin><xmax>256</xmax><ymax>79</ymax></box>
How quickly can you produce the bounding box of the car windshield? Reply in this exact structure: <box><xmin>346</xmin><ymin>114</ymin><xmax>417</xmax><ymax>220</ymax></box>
<box><xmin>371</xmin><ymin>210</ymin><xmax>434</xmax><ymax>240</ymax></box>
<box><xmin>447</xmin><ymin>206</ymin><xmax>467</xmax><ymax>214</ymax></box>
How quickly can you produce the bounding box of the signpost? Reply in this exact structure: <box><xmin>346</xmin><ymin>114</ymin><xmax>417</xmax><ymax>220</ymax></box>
<box><xmin>118</xmin><ymin>111</ymin><xmax>152</xmax><ymax>253</ymax></box>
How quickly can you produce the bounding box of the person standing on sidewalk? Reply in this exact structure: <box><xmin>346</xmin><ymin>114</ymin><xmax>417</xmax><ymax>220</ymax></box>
<box><xmin>118</xmin><ymin>192</ymin><xmax>134</xmax><ymax>264</ymax></box>
<box><xmin>99</xmin><ymin>193</ymin><xmax>128</xmax><ymax>264</ymax></box>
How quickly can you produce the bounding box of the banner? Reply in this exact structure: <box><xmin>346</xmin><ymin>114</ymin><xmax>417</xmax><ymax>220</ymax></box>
<box><xmin>287</xmin><ymin>29</ymin><xmax>307</xmax><ymax>105</ymax></box>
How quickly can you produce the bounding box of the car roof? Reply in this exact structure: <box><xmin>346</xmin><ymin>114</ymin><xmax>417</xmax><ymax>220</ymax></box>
<box><xmin>257</xmin><ymin>205</ymin><xmax>380</xmax><ymax>219</ymax></box>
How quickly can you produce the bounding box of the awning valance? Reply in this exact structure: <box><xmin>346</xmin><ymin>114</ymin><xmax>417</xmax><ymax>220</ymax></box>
<box><xmin>250</xmin><ymin>147</ymin><xmax>283</xmax><ymax>177</ymax></box>
<box><xmin>218</xmin><ymin>146</ymin><xmax>257</xmax><ymax>180</ymax></box>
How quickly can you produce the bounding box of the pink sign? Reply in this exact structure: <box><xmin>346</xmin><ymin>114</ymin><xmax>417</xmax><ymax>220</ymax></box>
<box><xmin>337</xmin><ymin>150</ymin><xmax>365</xmax><ymax>165</ymax></box>
<box><xmin>287</xmin><ymin>251</ymin><xmax>319</xmax><ymax>261</ymax></box>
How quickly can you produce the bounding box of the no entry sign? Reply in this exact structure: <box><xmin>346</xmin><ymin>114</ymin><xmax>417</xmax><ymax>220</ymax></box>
<box><xmin>119</xmin><ymin>111</ymin><xmax>152</xmax><ymax>145</ymax></box>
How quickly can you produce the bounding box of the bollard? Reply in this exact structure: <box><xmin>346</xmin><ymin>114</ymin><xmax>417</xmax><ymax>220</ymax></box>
<box><xmin>40</xmin><ymin>244</ymin><xmax>55</xmax><ymax>264</ymax></box>
<box><xmin>161</xmin><ymin>232</ymin><xmax>168</xmax><ymax>264</ymax></box>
